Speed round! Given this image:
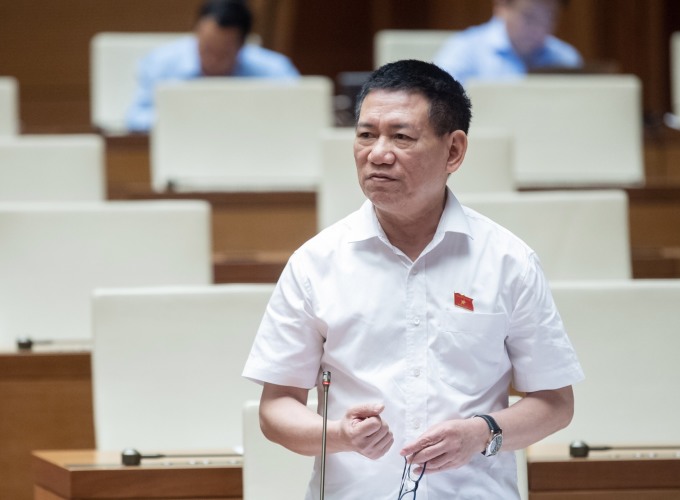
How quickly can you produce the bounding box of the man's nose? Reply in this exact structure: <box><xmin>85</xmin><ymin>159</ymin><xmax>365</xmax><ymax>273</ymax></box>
<box><xmin>367</xmin><ymin>137</ymin><xmax>395</xmax><ymax>164</ymax></box>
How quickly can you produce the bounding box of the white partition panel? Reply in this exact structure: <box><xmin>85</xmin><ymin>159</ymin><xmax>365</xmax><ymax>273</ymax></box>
<box><xmin>374</xmin><ymin>30</ymin><xmax>457</xmax><ymax>68</ymax></box>
<box><xmin>466</xmin><ymin>75</ymin><xmax>644</xmax><ymax>188</ymax></box>
<box><xmin>672</xmin><ymin>32</ymin><xmax>680</xmax><ymax>117</ymax></box>
<box><xmin>458</xmin><ymin>190</ymin><xmax>631</xmax><ymax>280</ymax></box>
<box><xmin>152</xmin><ymin>76</ymin><xmax>333</xmax><ymax>192</ymax></box>
<box><xmin>0</xmin><ymin>76</ymin><xmax>19</xmax><ymax>136</ymax></box>
<box><xmin>542</xmin><ymin>280</ymin><xmax>680</xmax><ymax>445</ymax></box>
<box><xmin>0</xmin><ymin>134</ymin><xmax>104</xmax><ymax>201</ymax></box>
<box><xmin>92</xmin><ymin>284</ymin><xmax>274</xmax><ymax>451</ymax></box>
<box><xmin>0</xmin><ymin>201</ymin><xmax>211</xmax><ymax>348</ymax></box>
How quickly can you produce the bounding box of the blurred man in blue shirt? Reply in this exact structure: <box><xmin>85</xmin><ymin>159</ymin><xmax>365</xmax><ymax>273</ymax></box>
<box><xmin>126</xmin><ymin>0</ymin><xmax>299</xmax><ymax>132</ymax></box>
<box><xmin>434</xmin><ymin>0</ymin><xmax>581</xmax><ymax>86</ymax></box>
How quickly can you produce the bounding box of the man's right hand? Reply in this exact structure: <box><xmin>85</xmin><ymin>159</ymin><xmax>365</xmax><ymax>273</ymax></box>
<box><xmin>338</xmin><ymin>403</ymin><xmax>394</xmax><ymax>459</ymax></box>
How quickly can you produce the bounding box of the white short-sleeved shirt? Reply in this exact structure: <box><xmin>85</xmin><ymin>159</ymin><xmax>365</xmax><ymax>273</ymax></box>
<box><xmin>243</xmin><ymin>189</ymin><xmax>584</xmax><ymax>500</ymax></box>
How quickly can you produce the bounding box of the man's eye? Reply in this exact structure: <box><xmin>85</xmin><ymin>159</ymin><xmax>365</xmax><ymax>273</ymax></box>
<box><xmin>395</xmin><ymin>134</ymin><xmax>410</xmax><ymax>141</ymax></box>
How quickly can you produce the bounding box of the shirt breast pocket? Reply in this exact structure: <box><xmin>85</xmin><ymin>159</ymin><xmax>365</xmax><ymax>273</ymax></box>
<box><xmin>433</xmin><ymin>310</ymin><xmax>509</xmax><ymax>393</ymax></box>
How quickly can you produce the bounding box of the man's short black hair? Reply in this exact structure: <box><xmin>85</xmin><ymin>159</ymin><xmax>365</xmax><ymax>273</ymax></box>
<box><xmin>198</xmin><ymin>0</ymin><xmax>252</xmax><ymax>39</ymax></box>
<box><xmin>355</xmin><ymin>59</ymin><xmax>472</xmax><ymax>136</ymax></box>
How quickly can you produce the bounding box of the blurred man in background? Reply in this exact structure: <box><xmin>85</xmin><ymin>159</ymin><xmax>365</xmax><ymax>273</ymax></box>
<box><xmin>434</xmin><ymin>0</ymin><xmax>581</xmax><ymax>85</ymax></box>
<box><xmin>126</xmin><ymin>0</ymin><xmax>299</xmax><ymax>131</ymax></box>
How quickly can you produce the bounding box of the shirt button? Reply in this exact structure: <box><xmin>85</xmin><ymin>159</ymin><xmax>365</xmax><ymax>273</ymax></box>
<box><xmin>412</xmin><ymin>368</ymin><xmax>421</xmax><ymax>377</ymax></box>
<box><xmin>413</xmin><ymin>420</ymin><xmax>421</xmax><ymax>429</ymax></box>
<box><xmin>413</xmin><ymin>317</ymin><xmax>420</xmax><ymax>325</ymax></box>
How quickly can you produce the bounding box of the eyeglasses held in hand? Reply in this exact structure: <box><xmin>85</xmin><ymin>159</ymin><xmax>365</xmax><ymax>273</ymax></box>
<box><xmin>398</xmin><ymin>455</ymin><xmax>427</xmax><ymax>499</ymax></box>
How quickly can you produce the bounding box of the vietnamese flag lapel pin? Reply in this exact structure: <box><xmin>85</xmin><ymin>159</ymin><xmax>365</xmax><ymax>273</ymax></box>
<box><xmin>454</xmin><ymin>292</ymin><xmax>474</xmax><ymax>311</ymax></box>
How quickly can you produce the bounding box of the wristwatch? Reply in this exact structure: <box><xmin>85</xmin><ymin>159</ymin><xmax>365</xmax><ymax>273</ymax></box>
<box><xmin>474</xmin><ymin>414</ymin><xmax>503</xmax><ymax>456</ymax></box>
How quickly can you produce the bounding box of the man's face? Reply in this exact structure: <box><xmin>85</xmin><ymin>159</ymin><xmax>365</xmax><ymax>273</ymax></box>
<box><xmin>196</xmin><ymin>18</ymin><xmax>243</xmax><ymax>76</ymax></box>
<box><xmin>354</xmin><ymin>90</ymin><xmax>463</xmax><ymax>219</ymax></box>
<box><xmin>499</xmin><ymin>0</ymin><xmax>561</xmax><ymax>58</ymax></box>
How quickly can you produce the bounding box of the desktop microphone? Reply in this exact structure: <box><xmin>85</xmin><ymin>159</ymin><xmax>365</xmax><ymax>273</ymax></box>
<box><xmin>320</xmin><ymin>371</ymin><xmax>331</xmax><ymax>500</ymax></box>
<box><xmin>16</xmin><ymin>337</ymin><xmax>50</xmax><ymax>350</ymax></box>
<box><xmin>569</xmin><ymin>440</ymin><xmax>680</xmax><ymax>458</ymax></box>
<box><xmin>121</xmin><ymin>448</ymin><xmax>239</xmax><ymax>466</ymax></box>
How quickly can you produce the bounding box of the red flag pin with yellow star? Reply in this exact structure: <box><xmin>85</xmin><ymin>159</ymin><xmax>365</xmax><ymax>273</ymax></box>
<box><xmin>454</xmin><ymin>292</ymin><xmax>474</xmax><ymax>311</ymax></box>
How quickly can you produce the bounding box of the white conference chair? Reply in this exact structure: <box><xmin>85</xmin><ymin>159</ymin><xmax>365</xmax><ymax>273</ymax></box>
<box><xmin>91</xmin><ymin>284</ymin><xmax>273</xmax><ymax>451</ymax></box>
<box><xmin>457</xmin><ymin>190</ymin><xmax>631</xmax><ymax>280</ymax></box>
<box><xmin>465</xmin><ymin>75</ymin><xmax>644</xmax><ymax>188</ymax></box>
<box><xmin>317</xmin><ymin>127</ymin><xmax>364</xmax><ymax>230</ymax></box>
<box><xmin>0</xmin><ymin>201</ymin><xmax>211</xmax><ymax>348</ymax></box>
<box><xmin>509</xmin><ymin>395</ymin><xmax>529</xmax><ymax>500</ymax></box>
<box><xmin>0</xmin><ymin>134</ymin><xmax>104</xmax><ymax>201</ymax></box>
<box><xmin>152</xmin><ymin>76</ymin><xmax>333</xmax><ymax>192</ymax></box>
<box><xmin>316</xmin><ymin>128</ymin><xmax>515</xmax><ymax>231</ymax></box>
<box><xmin>373</xmin><ymin>30</ymin><xmax>457</xmax><ymax>68</ymax></box>
<box><xmin>90</xmin><ymin>32</ymin><xmax>187</xmax><ymax>133</ymax></box>
<box><xmin>242</xmin><ymin>399</ymin><xmax>316</xmax><ymax>500</ymax></box>
<box><xmin>449</xmin><ymin>128</ymin><xmax>515</xmax><ymax>193</ymax></box>
<box><xmin>539</xmin><ymin>280</ymin><xmax>680</xmax><ymax>446</ymax></box>
<box><xmin>0</xmin><ymin>76</ymin><xmax>19</xmax><ymax>136</ymax></box>
<box><xmin>671</xmin><ymin>32</ymin><xmax>680</xmax><ymax>117</ymax></box>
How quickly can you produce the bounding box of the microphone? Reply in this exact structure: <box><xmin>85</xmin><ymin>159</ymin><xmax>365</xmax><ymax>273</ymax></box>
<box><xmin>569</xmin><ymin>440</ymin><xmax>680</xmax><ymax>458</ymax></box>
<box><xmin>569</xmin><ymin>440</ymin><xmax>611</xmax><ymax>457</ymax></box>
<box><xmin>16</xmin><ymin>337</ymin><xmax>51</xmax><ymax>350</ymax></box>
<box><xmin>121</xmin><ymin>448</ymin><xmax>240</xmax><ymax>466</ymax></box>
<box><xmin>320</xmin><ymin>371</ymin><xmax>331</xmax><ymax>500</ymax></box>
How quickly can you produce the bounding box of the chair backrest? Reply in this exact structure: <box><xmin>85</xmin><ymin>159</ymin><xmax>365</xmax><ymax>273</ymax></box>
<box><xmin>91</xmin><ymin>284</ymin><xmax>274</xmax><ymax>451</ymax></box>
<box><xmin>242</xmin><ymin>398</ymin><xmax>316</xmax><ymax>500</ymax></box>
<box><xmin>0</xmin><ymin>76</ymin><xmax>19</xmax><ymax>136</ymax></box>
<box><xmin>316</xmin><ymin>128</ymin><xmax>515</xmax><ymax>231</ymax></box>
<box><xmin>457</xmin><ymin>190</ymin><xmax>631</xmax><ymax>280</ymax></box>
<box><xmin>541</xmin><ymin>280</ymin><xmax>680</xmax><ymax>445</ymax></box>
<box><xmin>449</xmin><ymin>128</ymin><xmax>515</xmax><ymax>193</ymax></box>
<box><xmin>317</xmin><ymin>127</ymin><xmax>364</xmax><ymax>230</ymax></box>
<box><xmin>152</xmin><ymin>76</ymin><xmax>333</xmax><ymax>192</ymax></box>
<box><xmin>465</xmin><ymin>75</ymin><xmax>644</xmax><ymax>188</ymax></box>
<box><xmin>0</xmin><ymin>201</ymin><xmax>211</xmax><ymax>348</ymax></box>
<box><xmin>90</xmin><ymin>32</ymin><xmax>187</xmax><ymax>133</ymax></box>
<box><xmin>0</xmin><ymin>134</ymin><xmax>105</xmax><ymax>201</ymax></box>
<box><xmin>671</xmin><ymin>32</ymin><xmax>680</xmax><ymax>116</ymax></box>
<box><xmin>373</xmin><ymin>30</ymin><xmax>456</xmax><ymax>68</ymax></box>
<box><xmin>508</xmin><ymin>395</ymin><xmax>529</xmax><ymax>500</ymax></box>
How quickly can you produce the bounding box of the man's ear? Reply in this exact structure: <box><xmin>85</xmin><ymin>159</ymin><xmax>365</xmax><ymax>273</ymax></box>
<box><xmin>446</xmin><ymin>130</ymin><xmax>468</xmax><ymax>174</ymax></box>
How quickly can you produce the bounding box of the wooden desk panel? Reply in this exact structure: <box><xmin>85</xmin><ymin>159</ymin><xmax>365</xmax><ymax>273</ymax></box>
<box><xmin>104</xmin><ymin>135</ymin><xmax>152</xmax><ymax>199</ymax></box>
<box><xmin>528</xmin><ymin>444</ymin><xmax>680</xmax><ymax>499</ymax></box>
<box><xmin>0</xmin><ymin>348</ymin><xmax>95</xmax><ymax>500</ymax></box>
<box><xmin>124</xmin><ymin>190</ymin><xmax>318</xmax><ymax>258</ymax></box>
<box><xmin>32</xmin><ymin>450</ymin><xmax>242</xmax><ymax>500</ymax></box>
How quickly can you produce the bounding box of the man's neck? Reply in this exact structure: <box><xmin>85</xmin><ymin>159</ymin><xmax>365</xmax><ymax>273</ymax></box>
<box><xmin>375</xmin><ymin>198</ymin><xmax>446</xmax><ymax>262</ymax></box>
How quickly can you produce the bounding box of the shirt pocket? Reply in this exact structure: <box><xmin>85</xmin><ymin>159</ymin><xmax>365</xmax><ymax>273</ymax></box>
<box><xmin>432</xmin><ymin>310</ymin><xmax>509</xmax><ymax>393</ymax></box>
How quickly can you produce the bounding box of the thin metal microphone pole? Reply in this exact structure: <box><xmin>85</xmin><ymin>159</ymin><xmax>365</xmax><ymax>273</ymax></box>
<box><xmin>320</xmin><ymin>371</ymin><xmax>331</xmax><ymax>500</ymax></box>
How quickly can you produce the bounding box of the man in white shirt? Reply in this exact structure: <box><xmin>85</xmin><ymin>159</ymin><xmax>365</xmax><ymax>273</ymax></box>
<box><xmin>243</xmin><ymin>59</ymin><xmax>584</xmax><ymax>499</ymax></box>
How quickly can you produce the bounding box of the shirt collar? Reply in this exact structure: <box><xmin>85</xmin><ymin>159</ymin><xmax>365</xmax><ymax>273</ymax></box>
<box><xmin>348</xmin><ymin>187</ymin><xmax>473</xmax><ymax>244</ymax></box>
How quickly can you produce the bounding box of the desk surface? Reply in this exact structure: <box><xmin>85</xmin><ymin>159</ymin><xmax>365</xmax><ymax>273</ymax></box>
<box><xmin>33</xmin><ymin>449</ymin><xmax>243</xmax><ymax>500</ymax></box>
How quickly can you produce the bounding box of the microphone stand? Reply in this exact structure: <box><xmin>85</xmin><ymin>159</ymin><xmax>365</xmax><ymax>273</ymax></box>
<box><xmin>320</xmin><ymin>371</ymin><xmax>331</xmax><ymax>500</ymax></box>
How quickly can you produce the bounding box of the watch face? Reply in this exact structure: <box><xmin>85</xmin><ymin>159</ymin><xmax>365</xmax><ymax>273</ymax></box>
<box><xmin>488</xmin><ymin>434</ymin><xmax>503</xmax><ymax>456</ymax></box>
